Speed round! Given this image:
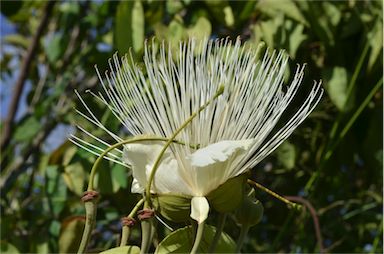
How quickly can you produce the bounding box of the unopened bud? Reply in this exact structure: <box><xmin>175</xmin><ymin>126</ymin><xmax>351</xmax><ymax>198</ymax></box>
<box><xmin>235</xmin><ymin>196</ymin><xmax>264</xmax><ymax>226</ymax></box>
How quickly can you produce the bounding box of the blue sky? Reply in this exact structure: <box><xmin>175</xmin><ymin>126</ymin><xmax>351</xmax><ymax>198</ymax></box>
<box><xmin>1</xmin><ymin>13</ymin><xmax>75</xmax><ymax>152</ymax></box>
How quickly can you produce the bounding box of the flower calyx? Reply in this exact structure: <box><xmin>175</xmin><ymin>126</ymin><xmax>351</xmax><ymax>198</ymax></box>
<box><xmin>235</xmin><ymin>194</ymin><xmax>264</xmax><ymax>227</ymax></box>
<box><xmin>121</xmin><ymin>216</ymin><xmax>136</xmax><ymax>227</ymax></box>
<box><xmin>81</xmin><ymin>190</ymin><xmax>99</xmax><ymax>203</ymax></box>
<box><xmin>137</xmin><ymin>209</ymin><xmax>155</xmax><ymax>221</ymax></box>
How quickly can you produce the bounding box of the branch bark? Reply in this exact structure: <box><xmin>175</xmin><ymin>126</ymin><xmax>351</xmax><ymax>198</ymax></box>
<box><xmin>1</xmin><ymin>1</ymin><xmax>56</xmax><ymax>151</ymax></box>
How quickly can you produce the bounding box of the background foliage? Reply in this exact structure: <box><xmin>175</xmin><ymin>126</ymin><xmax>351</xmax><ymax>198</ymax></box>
<box><xmin>0</xmin><ymin>0</ymin><xmax>382</xmax><ymax>253</ymax></box>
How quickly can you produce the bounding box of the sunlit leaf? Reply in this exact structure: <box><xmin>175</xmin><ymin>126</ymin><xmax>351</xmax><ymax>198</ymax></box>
<box><xmin>111</xmin><ymin>163</ymin><xmax>129</xmax><ymax>191</ymax></box>
<box><xmin>62</xmin><ymin>162</ymin><xmax>85</xmax><ymax>196</ymax></box>
<box><xmin>100</xmin><ymin>246</ymin><xmax>140</xmax><ymax>254</ymax></box>
<box><xmin>4</xmin><ymin>34</ymin><xmax>29</xmax><ymax>49</ymax></box>
<box><xmin>155</xmin><ymin>225</ymin><xmax>236</xmax><ymax>253</ymax></box>
<box><xmin>45</xmin><ymin>33</ymin><xmax>66</xmax><ymax>64</ymax></box>
<box><xmin>166</xmin><ymin>0</ymin><xmax>183</xmax><ymax>14</ymax></box>
<box><xmin>325</xmin><ymin>66</ymin><xmax>349</xmax><ymax>111</ymax></box>
<box><xmin>276</xmin><ymin>141</ymin><xmax>296</xmax><ymax>170</ymax></box>
<box><xmin>204</xmin><ymin>1</ymin><xmax>234</xmax><ymax>27</ymax></box>
<box><xmin>115</xmin><ymin>1</ymin><xmax>144</xmax><ymax>55</ymax></box>
<box><xmin>59</xmin><ymin>216</ymin><xmax>85</xmax><ymax>254</ymax></box>
<box><xmin>257</xmin><ymin>0</ymin><xmax>308</xmax><ymax>26</ymax></box>
<box><xmin>367</xmin><ymin>19</ymin><xmax>383</xmax><ymax>71</ymax></box>
<box><xmin>0</xmin><ymin>241</ymin><xmax>20</xmax><ymax>254</ymax></box>
<box><xmin>288</xmin><ymin>23</ymin><xmax>307</xmax><ymax>58</ymax></box>
<box><xmin>14</xmin><ymin>117</ymin><xmax>41</xmax><ymax>142</ymax></box>
<box><xmin>187</xmin><ymin>17</ymin><xmax>211</xmax><ymax>40</ymax></box>
<box><xmin>46</xmin><ymin>166</ymin><xmax>68</xmax><ymax>216</ymax></box>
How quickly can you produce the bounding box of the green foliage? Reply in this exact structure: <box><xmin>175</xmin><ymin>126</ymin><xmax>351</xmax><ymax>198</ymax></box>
<box><xmin>155</xmin><ymin>225</ymin><xmax>236</xmax><ymax>253</ymax></box>
<box><xmin>0</xmin><ymin>0</ymin><xmax>382</xmax><ymax>253</ymax></box>
<box><xmin>99</xmin><ymin>246</ymin><xmax>140</xmax><ymax>254</ymax></box>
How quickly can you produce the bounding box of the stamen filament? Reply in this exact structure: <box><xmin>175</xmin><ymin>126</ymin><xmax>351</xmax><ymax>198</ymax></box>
<box><xmin>144</xmin><ymin>86</ymin><xmax>224</xmax><ymax>207</ymax></box>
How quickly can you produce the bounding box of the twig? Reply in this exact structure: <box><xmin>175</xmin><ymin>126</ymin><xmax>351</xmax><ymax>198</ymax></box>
<box><xmin>247</xmin><ymin>179</ymin><xmax>301</xmax><ymax>209</ymax></box>
<box><xmin>0</xmin><ymin>1</ymin><xmax>56</xmax><ymax>151</ymax></box>
<box><xmin>284</xmin><ymin>196</ymin><xmax>324</xmax><ymax>254</ymax></box>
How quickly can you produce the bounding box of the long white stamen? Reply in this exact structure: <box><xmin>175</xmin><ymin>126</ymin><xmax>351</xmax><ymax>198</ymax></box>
<box><xmin>71</xmin><ymin>38</ymin><xmax>323</xmax><ymax>189</ymax></box>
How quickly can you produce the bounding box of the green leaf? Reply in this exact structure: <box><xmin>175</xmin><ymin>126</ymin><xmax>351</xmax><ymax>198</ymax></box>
<box><xmin>325</xmin><ymin>66</ymin><xmax>349</xmax><ymax>111</ymax></box>
<box><xmin>204</xmin><ymin>1</ymin><xmax>234</xmax><ymax>27</ymax></box>
<box><xmin>59</xmin><ymin>216</ymin><xmax>85</xmax><ymax>254</ymax></box>
<box><xmin>367</xmin><ymin>19</ymin><xmax>383</xmax><ymax>71</ymax></box>
<box><xmin>99</xmin><ymin>246</ymin><xmax>140</xmax><ymax>254</ymax></box>
<box><xmin>0</xmin><ymin>241</ymin><xmax>20</xmax><ymax>254</ymax></box>
<box><xmin>4</xmin><ymin>34</ymin><xmax>29</xmax><ymax>49</ymax></box>
<box><xmin>14</xmin><ymin>117</ymin><xmax>41</xmax><ymax>142</ymax></box>
<box><xmin>62</xmin><ymin>162</ymin><xmax>85</xmax><ymax>196</ymax></box>
<box><xmin>276</xmin><ymin>141</ymin><xmax>296</xmax><ymax>170</ymax></box>
<box><xmin>187</xmin><ymin>17</ymin><xmax>211</xmax><ymax>40</ymax></box>
<box><xmin>95</xmin><ymin>160</ymin><xmax>113</xmax><ymax>194</ymax></box>
<box><xmin>155</xmin><ymin>225</ymin><xmax>236</xmax><ymax>253</ymax></box>
<box><xmin>35</xmin><ymin>241</ymin><xmax>49</xmax><ymax>254</ymax></box>
<box><xmin>322</xmin><ymin>2</ymin><xmax>341</xmax><ymax>27</ymax></box>
<box><xmin>257</xmin><ymin>0</ymin><xmax>308</xmax><ymax>26</ymax></box>
<box><xmin>46</xmin><ymin>166</ymin><xmax>68</xmax><ymax>216</ymax></box>
<box><xmin>46</xmin><ymin>33</ymin><xmax>65</xmax><ymax>64</ymax></box>
<box><xmin>111</xmin><ymin>164</ymin><xmax>128</xmax><ymax>191</ymax></box>
<box><xmin>288</xmin><ymin>23</ymin><xmax>307</xmax><ymax>58</ymax></box>
<box><xmin>115</xmin><ymin>1</ymin><xmax>144</xmax><ymax>55</ymax></box>
<box><xmin>166</xmin><ymin>0</ymin><xmax>184</xmax><ymax>14</ymax></box>
<box><xmin>168</xmin><ymin>19</ymin><xmax>185</xmax><ymax>44</ymax></box>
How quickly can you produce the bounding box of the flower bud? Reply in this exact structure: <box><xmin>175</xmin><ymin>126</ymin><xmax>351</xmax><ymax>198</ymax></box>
<box><xmin>235</xmin><ymin>196</ymin><xmax>264</xmax><ymax>226</ymax></box>
<box><xmin>152</xmin><ymin>194</ymin><xmax>191</xmax><ymax>223</ymax></box>
<box><xmin>207</xmin><ymin>174</ymin><xmax>248</xmax><ymax>213</ymax></box>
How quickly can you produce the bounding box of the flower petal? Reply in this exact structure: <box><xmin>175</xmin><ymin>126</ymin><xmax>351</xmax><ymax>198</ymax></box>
<box><xmin>187</xmin><ymin>139</ymin><xmax>254</xmax><ymax>196</ymax></box>
<box><xmin>190</xmin><ymin>196</ymin><xmax>210</xmax><ymax>224</ymax></box>
<box><xmin>123</xmin><ymin>141</ymin><xmax>193</xmax><ymax>195</ymax></box>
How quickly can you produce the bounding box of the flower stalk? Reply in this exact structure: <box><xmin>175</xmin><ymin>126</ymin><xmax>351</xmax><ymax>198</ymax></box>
<box><xmin>235</xmin><ymin>224</ymin><xmax>250</xmax><ymax>253</ymax></box>
<box><xmin>78</xmin><ymin>137</ymin><xmax>196</xmax><ymax>253</ymax></box>
<box><xmin>190</xmin><ymin>221</ymin><xmax>206</xmax><ymax>254</ymax></box>
<box><xmin>208</xmin><ymin>213</ymin><xmax>227</xmax><ymax>253</ymax></box>
<box><xmin>77</xmin><ymin>191</ymin><xmax>99</xmax><ymax>254</ymax></box>
<box><xmin>120</xmin><ymin>198</ymin><xmax>145</xmax><ymax>247</ymax></box>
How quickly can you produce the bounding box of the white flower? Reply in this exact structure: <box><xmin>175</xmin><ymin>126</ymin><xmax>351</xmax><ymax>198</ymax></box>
<box><xmin>71</xmin><ymin>38</ymin><xmax>323</xmax><ymax>224</ymax></box>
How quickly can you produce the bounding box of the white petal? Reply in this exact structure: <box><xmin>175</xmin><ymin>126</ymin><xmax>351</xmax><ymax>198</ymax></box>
<box><xmin>190</xmin><ymin>196</ymin><xmax>210</xmax><ymax>224</ymax></box>
<box><xmin>131</xmin><ymin>178</ymin><xmax>144</xmax><ymax>193</ymax></box>
<box><xmin>187</xmin><ymin>139</ymin><xmax>254</xmax><ymax>196</ymax></box>
<box><xmin>190</xmin><ymin>140</ymin><xmax>254</xmax><ymax>167</ymax></box>
<box><xmin>123</xmin><ymin>141</ymin><xmax>193</xmax><ymax>195</ymax></box>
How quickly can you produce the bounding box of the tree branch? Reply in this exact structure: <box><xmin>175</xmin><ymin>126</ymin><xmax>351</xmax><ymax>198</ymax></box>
<box><xmin>284</xmin><ymin>196</ymin><xmax>324</xmax><ymax>254</ymax></box>
<box><xmin>1</xmin><ymin>1</ymin><xmax>56</xmax><ymax>151</ymax></box>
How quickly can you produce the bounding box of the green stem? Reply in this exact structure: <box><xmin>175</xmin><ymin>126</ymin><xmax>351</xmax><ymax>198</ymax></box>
<box><xmin>271</xmin><ymin>211</ymin><xmax>294</xmax><ymax>251</ymax></box>
<box><xmin>305</xmin><ymin>77</ymin><xmax>383</xmax><ymax>193</ymax></box>
<box><xmin>235</xmin><ymin>224</ymin><xmax>250</xmax><ymax>253</ymax></box>
<box><xmin>77</xmin><ymin>200</ymin><xmax>97</xmax><ymax>254</ymax></box>
<box><xmin>209</xmin><ymin>213</ymin><xmax>227</xmax><ymax>253</ymax></box>
<box><xmin>88</xmin><ymin>137</ymin><xmax>196</xmax><ymax>191</ymax></box>
<box><xmin>140</xmin><ymin>218</ymin><xmax>153</xmax><ymax>254</ymax></box>
<box><xmin>145</xmin><ymin>86</ymin><xmax>224</xmax><ymax>207</ymax></box>
<box><xmin>120</xmin><ymin>198</ymin><xmax>145</xmax><ymax>247</ymax></box>
<box><xmin>79</xmin><ymin>138</ymin><xmax>193</xmax><ymax>253</ymax></box>
<box><xmin>329</xmin><ymin>31</ymin><xmax>370</xmax><ymax>141</ymax></box>
<box><xmin>191</xmin><ymin>221</ymin><xmax>206</xmax><ymax>254</ymax></box>
<box><xmin>370</xmin><ymin>218</ymin><xmax>383</xmax><ymax>254</ymax></box>
<box><xmin>326</xmin><ymin>77</ymin><xmax>383</xmax><ymax>161</ymax></box>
